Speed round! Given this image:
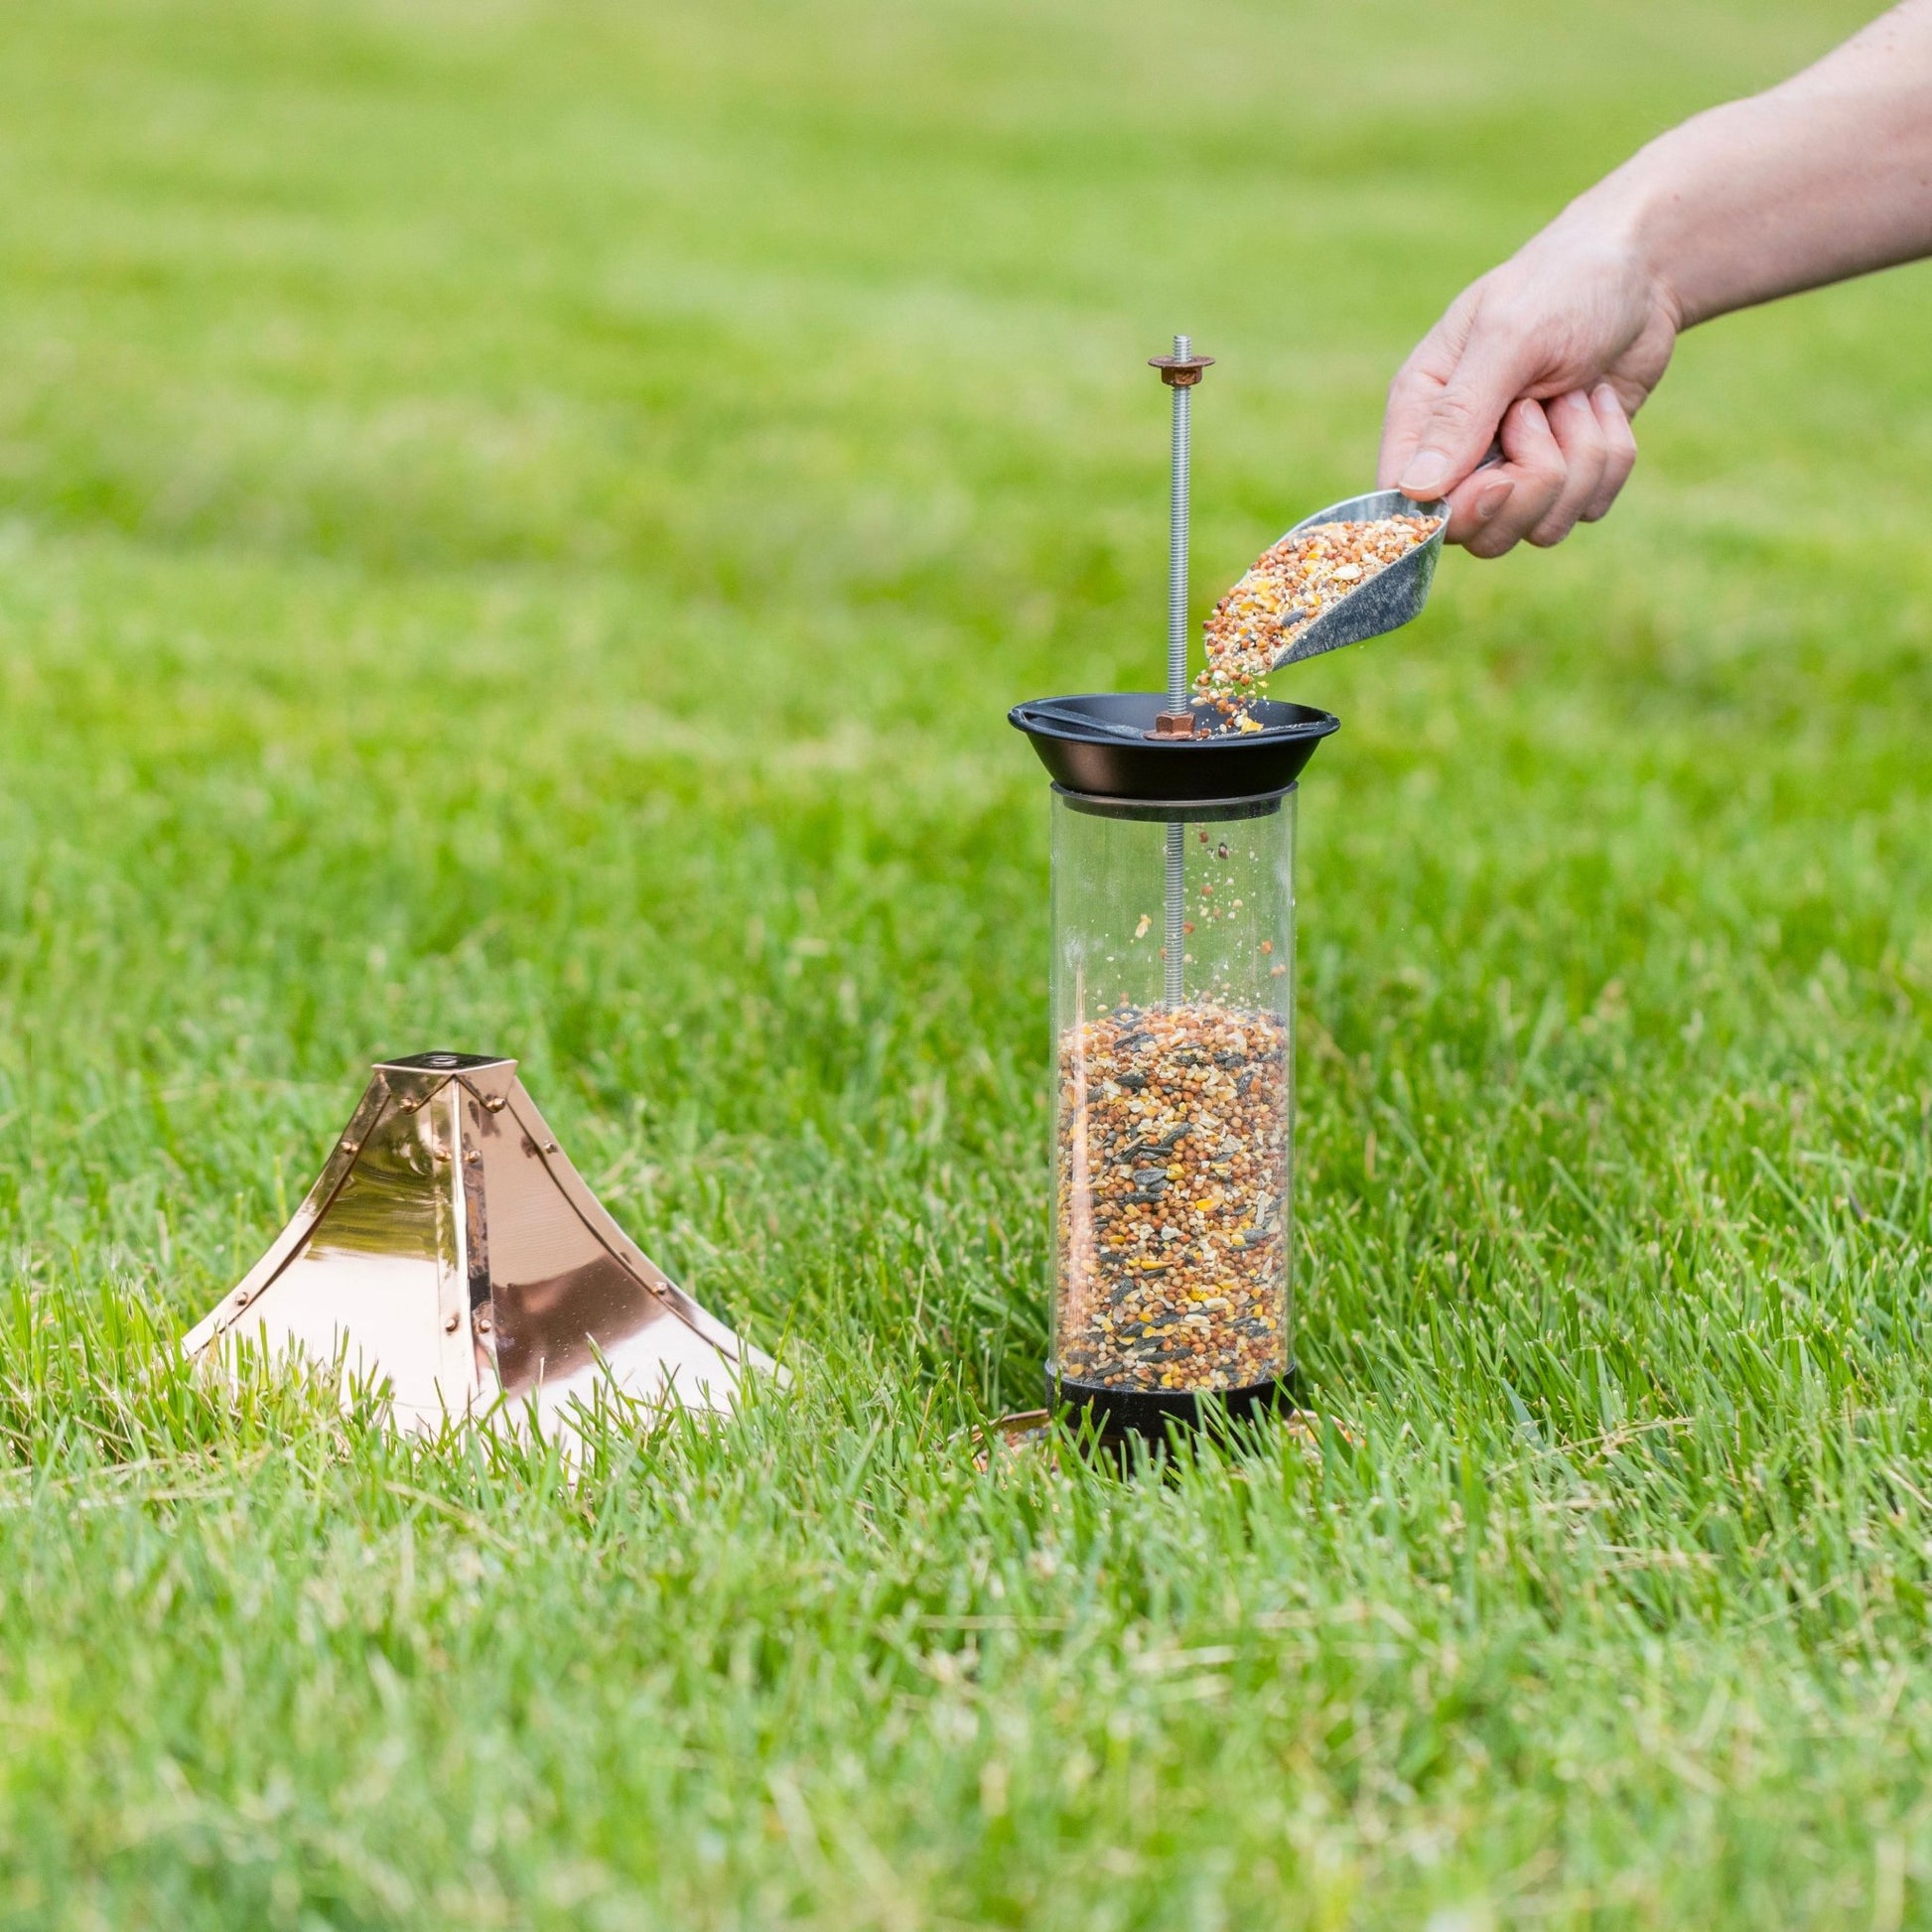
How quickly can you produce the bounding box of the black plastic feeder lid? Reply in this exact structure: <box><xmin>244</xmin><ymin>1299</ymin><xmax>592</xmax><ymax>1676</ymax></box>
<box><xmin>1009</xmin><ymin>693</ymin><xmax>1337</xmax><ymax>812</ymax></box>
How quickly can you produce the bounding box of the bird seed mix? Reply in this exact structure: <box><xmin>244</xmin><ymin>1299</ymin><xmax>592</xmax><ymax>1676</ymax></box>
<box><xmin>1196</xmin><ymin>513</ymin><xmax>1441</xmax><ymax>726</ymax></box>
<box><xmin>1055</xmin><ymin>1000</ymin><xmax>1288</xmax><ymax>1391</ymax></box>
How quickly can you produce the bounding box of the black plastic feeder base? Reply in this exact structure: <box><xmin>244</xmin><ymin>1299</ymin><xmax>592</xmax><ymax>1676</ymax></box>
<box><xmin>1047</xmin><ymin>1370</ymin><xmax>1298</xmax><ymax>1441</ymax></box>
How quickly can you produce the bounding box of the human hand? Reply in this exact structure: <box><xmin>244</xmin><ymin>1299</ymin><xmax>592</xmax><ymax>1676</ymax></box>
<box><xmin>1377</xmin><ymin>227</ymin><xmax>1682</xmax><ymax>555</ymax></box>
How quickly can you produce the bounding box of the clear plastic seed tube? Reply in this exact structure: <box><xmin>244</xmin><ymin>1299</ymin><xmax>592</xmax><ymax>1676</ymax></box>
<box><xmin>1050</xmin><ymin>787</ymin><xmax>1295</xmax><ymax>1400</ymax></box>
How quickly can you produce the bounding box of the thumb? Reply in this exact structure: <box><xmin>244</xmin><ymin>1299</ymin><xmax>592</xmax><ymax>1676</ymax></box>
<box><xmin>1396</xmin><ymin>324</ymin><xmax>1536</xmax><ymax>501</ymax></box>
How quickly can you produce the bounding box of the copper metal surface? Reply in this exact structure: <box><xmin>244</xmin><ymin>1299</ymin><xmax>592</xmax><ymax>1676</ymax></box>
<box><xmin>183</xmin><ymin>1051</ymin><xmax>776</xmax><ymax>1447</ymax></box>
<box><xmin>1148</xmin><ymin>352</ymin><xmax>1214</xmax><ymax>387</ymax></box>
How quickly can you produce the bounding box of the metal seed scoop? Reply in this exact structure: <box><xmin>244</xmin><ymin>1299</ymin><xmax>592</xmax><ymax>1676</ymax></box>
<box><xmin>1262</xmin><ymin>486</ymin><xmax>1449</xmax><ymax>670</ymax></box>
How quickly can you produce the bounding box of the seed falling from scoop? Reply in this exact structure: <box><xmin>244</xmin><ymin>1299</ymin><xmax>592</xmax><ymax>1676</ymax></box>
<box><xmin>1197</xmin><ymin>513</ymin><xmax>1441</xmax><ymax>724</ymax></box>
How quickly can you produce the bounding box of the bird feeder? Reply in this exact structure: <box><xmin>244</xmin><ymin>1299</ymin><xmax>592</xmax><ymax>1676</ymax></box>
<box><xmin>1010</xmin><ymin>341</ymin><xmax>1336</xmax><ymax>1440</ymax></box>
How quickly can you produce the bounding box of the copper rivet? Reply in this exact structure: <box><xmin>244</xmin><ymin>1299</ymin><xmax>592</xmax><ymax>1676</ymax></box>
<box><xmin>465</xmin><ymin>1150</ymin><xmax>482</xmax><ymax>1166</ymax></box>
<box><xmin>483</xmin><ymin>1095</ymin><xmax>505</xmax><ymax>1113</ymax></box>
<box><xmin>543</xmin><ymin>1141</ymin><xmax>558</xmax><ymax>1154</ymax></box>
<box><xmin>476</xmin><ymin>1315</ymin><xmax>491</xmax><ymax>1334</ymax></box>
<box><xmin>400</xmin><ymin>1098</ymin><xmax>419</xmax><ymax>1113</ymax></box>
<box><xmin>343</xmin><ymin>1141</ymin><xmax>358</xmax><ymax>1154</ymax></box>
<box><xmin>444</xmin><ymin>1313</ymin><xmax>460</xmax><ymax>1333</ymax></box>
<box><xmin>234</xmin><ymin>1291</ymin><xmax>249</xmax><ymax>1306</ymax></box>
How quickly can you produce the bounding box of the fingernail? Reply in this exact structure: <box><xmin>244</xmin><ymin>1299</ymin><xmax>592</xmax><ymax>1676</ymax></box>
<box><xmin>1473</xmin><ymin>480</ymin><xmax>1513</xmax><ymax>522</ymax></box>
<box><xmin>1400</xmin><ymin>451</ymin><xmax>1450</xmax><ymax>495</ymax></box>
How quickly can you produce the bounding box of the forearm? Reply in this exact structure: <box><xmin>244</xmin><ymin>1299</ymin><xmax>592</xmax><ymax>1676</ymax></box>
<box><xmin>1559</xmin><ymin>0</ymin><xmax>1932</xmax><ymax>330</ymax></box>
<box><xmin>1379</xmin><ymin>1</ymin><xmax>1932</xmax><ymax>554</ymax></box>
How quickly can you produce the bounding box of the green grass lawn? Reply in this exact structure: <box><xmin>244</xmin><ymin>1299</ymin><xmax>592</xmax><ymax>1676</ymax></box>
<box><xmin>4</xmin><ymin>0</ymin><xmax>1932</xmax><ymax>1921</ymax></box>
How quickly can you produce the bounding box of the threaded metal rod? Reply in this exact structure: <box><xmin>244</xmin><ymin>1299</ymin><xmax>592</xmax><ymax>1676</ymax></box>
<box><xmin>1164</xmin><ymin>333</ymin><xmax>1190</xmax><ymax>1008</ymax></box>
<box><xmin>1166</xmin><ymin>334</ymin><xmax>1191</xmax><ymax>712</ymax></box>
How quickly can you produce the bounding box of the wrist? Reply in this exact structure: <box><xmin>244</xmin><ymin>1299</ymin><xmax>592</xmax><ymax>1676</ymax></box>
<box><xmin>1538</xmin><ymin>157</ymin><xmax>1693</xmax><ymax>335</ymax></box>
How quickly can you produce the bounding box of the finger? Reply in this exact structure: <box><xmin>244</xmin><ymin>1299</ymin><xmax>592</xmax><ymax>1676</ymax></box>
<box><xmin>1460</xmin><ymin>398</ymin><xmax>1565</xmax><ymax>559</ymax></box>
<box><xmin>1377</xmin><ymin>353</ymin><xmax>1446</xmax><ymax>491</ymax></box>
<box><xmin>1377</xmin><ymin>299</ymin><xmax>1473</xmax><ymax>489</ymax></box>
<box><xmin>1525</xmin><ymin>389</ymin><xmax>1608</xmax><ymax>547</ymax></box>
<box><xmin>1441</xmin><ymin>470</ymin><xmax>1516</xmax><ymax>546</ymax></box>
<box><xmin>1580</xmin><ymin>382</ymin><xmax>1637</xmax><ymax>522</ymax></box>
<box><xmin>1395</xmin><ymin>296</ymin><xmax>1539</xmax><ymax>504</ymax></box>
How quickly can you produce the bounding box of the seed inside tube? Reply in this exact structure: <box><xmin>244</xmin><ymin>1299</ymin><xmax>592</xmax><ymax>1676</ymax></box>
<box><xmin>1055</xmin><ymin>1001</ymin><xmax>1288</xmax><ymax>1392</ymax></box>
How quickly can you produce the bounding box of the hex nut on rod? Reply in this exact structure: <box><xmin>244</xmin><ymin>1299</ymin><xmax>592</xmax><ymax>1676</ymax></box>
<box><xmin>1149</xmin><ymin>352</ymin><xmax>1214</xmax><ymax>387</ymax></box>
